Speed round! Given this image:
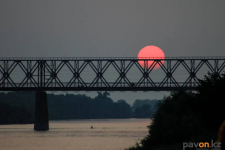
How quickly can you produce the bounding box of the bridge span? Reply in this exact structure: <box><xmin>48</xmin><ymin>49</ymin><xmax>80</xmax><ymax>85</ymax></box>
<box><xmin>0</xmin><ymin>57</ymin><xmax>225</xmax><ymax>130</ymax></box>
<box><xmin>1</xmin><ymin>57</ymin><xmax>225</xmax><ymax>91</ymax></box>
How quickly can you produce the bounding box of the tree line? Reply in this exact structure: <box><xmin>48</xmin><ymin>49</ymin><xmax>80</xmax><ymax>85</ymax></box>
<box><xmin>127</xmin><ymin>72</ymin><xmax>225</xmax><ymax>150</ymax></box>
<box><xmin>0</xmin><ymin>91</ymin><xmax>161</xmax><ymax>124</ymax></box>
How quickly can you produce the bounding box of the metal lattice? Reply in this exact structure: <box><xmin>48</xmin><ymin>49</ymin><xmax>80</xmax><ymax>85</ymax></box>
<box><xmin>0</xmin><ymin>57</ymin><xmax>225</xmax><ymax>91</ymax></box>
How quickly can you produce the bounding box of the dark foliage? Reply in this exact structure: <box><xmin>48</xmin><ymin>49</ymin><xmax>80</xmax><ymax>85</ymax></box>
<box><xmin>0</xmin><ymin>91</ymin><xmax>35</xmax><ymax>124</ymax></box>
<box><xmin>132</xmin><ymin>99</ymin><xmax>162</xmax><ymax>118</ymax></box>
<box><xmin>0</xmin><ymin>91</ymin><xmax>161</xmax><ymax>124</ymax></box>
<box><xmin>48</xmin><ymin>92</ymin><xmax>132</xmax><ymax>119</ymax></box>
<box><xmin>0</xmin><ymin>101</ymin><xmax>33</xmax><ymax>124</ymax></box>
<box><xmin>127</xmin><ymin>72</ymin><xmax>225</xmax><ymax>150</ymax></box>
<box><xmin>196</xmin><ymin>72</ymin><xmax>225</xmax><ymax>129</ymax></box>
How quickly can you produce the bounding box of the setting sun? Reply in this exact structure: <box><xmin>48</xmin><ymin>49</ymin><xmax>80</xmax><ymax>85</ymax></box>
<box><xmin>138</xmin><ymin>45</ymin><xmax>165</xmax><ymax>70</ymax></box>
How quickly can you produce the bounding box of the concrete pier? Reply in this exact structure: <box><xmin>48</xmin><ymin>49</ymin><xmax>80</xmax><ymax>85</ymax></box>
<box><xmin>34</xmin><ymin>91</ymin><xmax>49</xmax><ymax>131</ymax></box>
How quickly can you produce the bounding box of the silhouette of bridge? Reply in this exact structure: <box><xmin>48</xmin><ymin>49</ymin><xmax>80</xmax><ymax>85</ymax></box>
<box><xmin>1</xmin><ymin>57</ymin><xmax>225</xmax><ymax>131</ymax></box>
<box><xmin>0</xmin><ymin>57</ymin><xmax>225</xmax><ymax>91</ymax></box>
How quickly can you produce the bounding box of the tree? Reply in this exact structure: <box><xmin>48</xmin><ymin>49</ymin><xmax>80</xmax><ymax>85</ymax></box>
<box><xmin>127</xmin><ymin>72</ymin><xmax>225</xmax><ymax>150</ymax></box>
<box><xmin>195</xmin><ymin>72</ymin><xmax>225</xmax><ymax>129</ymax></box>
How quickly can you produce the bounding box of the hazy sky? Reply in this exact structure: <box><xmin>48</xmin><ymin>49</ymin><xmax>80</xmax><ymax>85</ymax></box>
<box><xmin>1</xmin><ymin>0</ymin><xmax>225</xmax><ymax>104</ymax></box>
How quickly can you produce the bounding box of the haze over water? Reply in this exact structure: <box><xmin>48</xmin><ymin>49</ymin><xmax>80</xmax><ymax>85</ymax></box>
<box><xmin>0</xmin><ymin>119</ymin><xmax>151</xmax><ymax>150</ymax></box>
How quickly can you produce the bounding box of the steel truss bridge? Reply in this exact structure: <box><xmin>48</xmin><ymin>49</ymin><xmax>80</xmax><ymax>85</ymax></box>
<box><xmin>0</xmin><ymin>57</ymin><xmax>225</xmax><ymax>91</ymax></box>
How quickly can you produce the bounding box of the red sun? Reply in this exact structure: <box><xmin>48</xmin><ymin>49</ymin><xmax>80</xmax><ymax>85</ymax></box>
<box><xmin>138</xmin><ymin>45</ymin><xmax>165</xmax><ymax>70</ymax></box>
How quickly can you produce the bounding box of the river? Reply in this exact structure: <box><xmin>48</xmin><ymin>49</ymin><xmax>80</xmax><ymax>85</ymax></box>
<box><xmin>0</xmin><ymin>118</ymin><xmax>151</xmax><ymax>150</ymax></box>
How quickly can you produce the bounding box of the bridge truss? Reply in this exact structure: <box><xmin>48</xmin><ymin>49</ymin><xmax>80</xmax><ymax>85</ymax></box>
<box><xmin>0</xmin><ymin>57</ymin><xmax>225</xmax><ymax>91</ymax></box>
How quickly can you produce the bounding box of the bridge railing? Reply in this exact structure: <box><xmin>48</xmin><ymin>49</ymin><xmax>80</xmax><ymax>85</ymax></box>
<box><xmin>0</xmin><ymin>82</ymin><xmax>198</xmax><ymax>88</ymax></box>
<box><xmin>1</xmin><ymin>56</ymin><xmax>225</xmax><ymax>60</ymax></box>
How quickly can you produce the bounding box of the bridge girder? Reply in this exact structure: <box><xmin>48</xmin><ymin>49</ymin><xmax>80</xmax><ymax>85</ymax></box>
<box><xmin>0</xmin><ymin>57</ymin><xmax>225</xmax><ymax>91</ymax></box>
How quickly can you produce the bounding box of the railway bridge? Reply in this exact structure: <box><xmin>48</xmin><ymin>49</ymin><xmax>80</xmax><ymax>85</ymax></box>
<box><xmin>1</xmin><ymin>57</ymin><xmax>225</xmax><ymax>130</ymax></box>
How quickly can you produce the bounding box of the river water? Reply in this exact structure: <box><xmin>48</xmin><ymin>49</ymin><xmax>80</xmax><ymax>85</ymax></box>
<box><xmin>0</xmin><ymin>119</ymin><xmax>151</xmax><ymax>150</ymax></box>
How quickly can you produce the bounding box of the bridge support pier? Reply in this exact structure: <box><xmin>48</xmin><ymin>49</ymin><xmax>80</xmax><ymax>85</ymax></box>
<box><xmin>34</xmin><ymin>91</ymin><xmax>49</xmax><ymax>131</ymax></box>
